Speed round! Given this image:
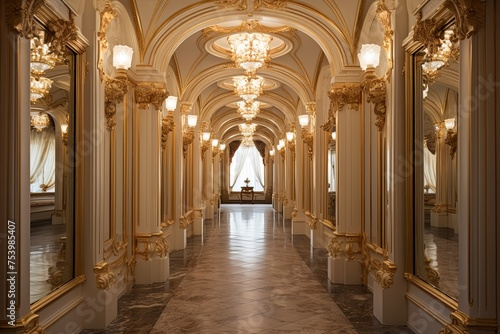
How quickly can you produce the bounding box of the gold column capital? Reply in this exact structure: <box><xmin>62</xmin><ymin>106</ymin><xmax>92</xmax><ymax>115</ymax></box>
<box><xmin>323</xmin><ymin>83</ymin><xmax>362</xmax><ymax>132</ymax></box>
<box><xmin>5</xmin><ymin>0</ymin><xmax>44</xmax><ymax>38</ymax></box>
<box><xmin>161</xmin><ymin>113</ymin><xmax>175</xmax><ymax>150</ymax></box>
<box><xmin>104</xmin><ymin>76</ymin><xmax>128</xmax><ymax>131</ymax></box>
<box><xmin>364</xmin><ymin>78</ymin><xmax>387</xmax><ymax>132</ymax></box>
<box><xmin>134</xmin><ymin>82</ymin><xmax>168</xmax><ymax>110</ymax></box>
<box><xmin>180</xmin><ymin>101</ymin><xmax>193</xmax><ymax>115</ymax></box>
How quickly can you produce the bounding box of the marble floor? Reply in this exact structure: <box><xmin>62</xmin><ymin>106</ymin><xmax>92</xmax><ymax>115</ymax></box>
<box><xmin>83</xmin><ymin>205</ymin><xmax>413</xmax><ymax>334</ymax></box>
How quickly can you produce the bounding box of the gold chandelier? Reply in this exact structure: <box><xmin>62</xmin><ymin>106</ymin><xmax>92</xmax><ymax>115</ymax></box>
<box><xmin>239</xmin><ymin>123</ymin><xmax>257</xmax><ymax>137</ymax></box>
<box><xmin>241</xmin><ymin>135</ymin><xmax>254</xmax><ymax>147</ymax></box>
<box><xmin>237</xmin><ymin>100</ymin><xmax>260</xmax><ymax>121</ymax></box>
<box><xmin>30</xmin><ymin>32</ymin><xmax>59</xmax><ymax>76</ymax></box>
<box><xmin>227</xmin><ymin>33</ymin><xmax>272</xmax><ymax>74</ymax></box>
<box><xmin>30</xmin><ymin>76</ymin><xmax>53</xmax><ymax>102</ymax></box>
<box><xmin>30</xmin><ymin>112</ymin><xmax>51</xmax><ymax>131</ymax></box>
<box><xmin>422</xmin><ymin>29</ymin><xmax>459</xmax><ymax>81</ymax></box>
<box><xmin>233</xmin><ymin>75</ymin><xmax>264</xmax><ymax>102</ymax></box>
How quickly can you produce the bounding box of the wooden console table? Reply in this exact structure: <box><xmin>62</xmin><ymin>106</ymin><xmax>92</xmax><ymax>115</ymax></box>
<box><xmin>240</xmin><ymin>186</ymin><xmax>254</xmax><ymax>204</ymax></box>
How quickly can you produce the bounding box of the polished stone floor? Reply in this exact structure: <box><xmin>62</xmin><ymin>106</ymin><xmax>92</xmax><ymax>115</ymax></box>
<box><xmin>83</xmin><ymin>205</ymin><xmax>413</xmax><ymax>333</ymax></box>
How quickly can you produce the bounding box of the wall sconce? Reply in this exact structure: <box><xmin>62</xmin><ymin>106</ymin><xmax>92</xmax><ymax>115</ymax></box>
<box><xmin>161</xmin><ymin>95</ymin><xmax>177</xmax><ymax>150</ymax></box>
<box><xmin>104</xmin><ymin>45</ymin><xmax>133</xmax><ymax>131</ymax></box>
<box><xmin>358</xmin><ymin>43</ymin><xmax>387</xmax><ymax>132</ymax></box>
<box><xmin>211</xmin><ymin>138</ymin><xmax>219</xmax><ymax>161</ymax></box>
<box><xmin>299</xmin><ymin>114</ymin><xmax>314</xmax><ymax>160</ymax></box>
<box><xmin>61</xmin><ymin>123</ymin><xmax>68</xmax><ymax>146</ymax></box>
<box><xmin>200</xmin><ymin>131</ymin><xmax>211</xmax><ymax>161</ymax></box>
<box><xmin>331</xmin><ymin>131</ymin><xmax>336</xmax><ymax>141</ymax></box>
<box><xmin>218</xmin><ymin>143</ymin><xmax>226</xmax><ymax>161</ymax></box>
<box><xmin>277</xmin><ymin>139</ymin><xmax>286</xmax><ymax>160</ymax></box>
<box><xmin>444</xmin><ymin>117</ymin><xmax>457</xmax><ymax>159</ymax></box>
<box><xmin>286</xmin><ymin>124</ymin><xmax>296</xmax><ymax>160</ymax></box>
<box><xmin>269</xmin><ymin>147</ymin><xmax>275</xmax><ymax>161</ymax></box>
<box><xmin>182</xmin><ymin>113</ymin><xmax>197</xmax><ymax>159</ymax></box>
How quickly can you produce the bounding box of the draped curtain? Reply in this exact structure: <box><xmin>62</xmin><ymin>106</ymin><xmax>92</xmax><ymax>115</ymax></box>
<box><xmin>424</xmin><ymin>144</ymin><xmax>436</xmax><ymax>192</ymax></box>
<box><xmin>249</xmin><ymin>146</ymin><xmax>264</xmax><ymax>188</ymax></box>
<box><xmin>230</xmin><ymin>145</ymin><xmax>265</xmax><ymax>191</ymax></box>
<box><xmin>30</xmin><ymin>129</ymin><xmax>56</xmax><ymax>192</ymax></box>
<box><xmin>230</xmin><ymin>146</ymin><xmax>248</xmax><ymax>188</ymax></box>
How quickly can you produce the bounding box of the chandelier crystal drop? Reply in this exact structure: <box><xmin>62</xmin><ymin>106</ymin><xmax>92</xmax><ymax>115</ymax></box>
<box><xmin>237</xmin><ymin>100</ymin><xmax>260</xmax><ymax>121</ymax></box>
<box><xmin>241</xmin><ymin>136</ymin><xmax>255</xmax><ymax>147</ymax></box>
<box><xmin>30</xmin><ymin>112</ymin><xmax>51</xmax><ymax>131</ymax></box>
<box><xmin>233</xmin><ymin>75</ymin><xmax>264</xmax><ymax>102</ymax></box>
<box><xmin>239</xmin><ymin>123</ymin><xmax>257</xmax><ymax>137</ymax></box>
<box><xmin>227</xmin><ymin>33</ymin><xmax>272</xmax><ymax>73</ymax></box>
<box><xmin>30</xmin><ymin>76</ymin><xmax>53</xmax><ymax>102</ymax></box>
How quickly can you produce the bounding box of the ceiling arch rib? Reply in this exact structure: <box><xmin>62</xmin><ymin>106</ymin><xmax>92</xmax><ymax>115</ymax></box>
<box><xmin>212</xmin><ymin>109</ymin><xmax>284</xmax><ymax>139</ymax></box>
<box><xmin>136</xmin><ymin>3</ymin><xmax>356</xmax><ymax>77</ymax></box>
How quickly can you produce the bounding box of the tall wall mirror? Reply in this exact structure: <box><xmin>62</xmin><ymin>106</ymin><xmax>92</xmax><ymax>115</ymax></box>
<box><xmin>326</xmin><ymin>129</ymin><xmax>336</xmax><ymax>224</ymax></box>
<box><xmin>409</xmin><ymin>16</ymin><xmax>459</xmax><ymax>300</ymax></box>
<box><xmin>29</xmin><ymin>24</ymin><xmax>76</xmax><ymax>304</ymax></box>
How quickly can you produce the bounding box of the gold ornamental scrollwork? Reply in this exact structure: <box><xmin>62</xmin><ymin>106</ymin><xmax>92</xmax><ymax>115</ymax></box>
<box><xmin>182</xmin><ymin>129</ymin><xmax>195</xmax><ymax>159</ymax></box>
<box><xmin>161</xmin><ymin>113</ymin><xmax>175</xmax><ymax>150</ymax></box>
<box><xmin>134</xmin><ymin>83</ymin><xmax>168</xmax><ymax>110</ymax></box>
<box><xmin>93</xmin><ymin>262</ymin><xmax>116</xmax><ymax>290</ymax></box>
<box><xmin>135</xmin><ymin>232</ymin><xmax>169</xmax><ymax>261</ymax></box>
<box><xmin>104</xmin><ymin>77</ymin><xmax>128</xmax><ymax>131</ymax></box>
<box><xmin>46</xmin><ymin>14</ymin><xmax>78</xmax><ymax>60</ymax></box>
<box><xmin>204</xmin><ymin>19</ymin><xmax>294</xmax><ymax>37</ymax></box>
<box><xmin>327</xmin><ymin>232</ymin><xmax>362</xmax><ymax>261</ymax></box>
<box><xmin>302</xmin><ymin>130</ymin><xmax>314</xmax><ymax>160</ymax></box>
<box><xmin>97</xmin><ymin>1</ymin><xmax>117</xmax><ymax>81</ymax></box>
<box><xmin>5</xmin><ymin>0</ymin><xmax>45</xmax><ymax>38</ymax></box>
<box><xmin>440</xmin><ymin>310</ymin><xmax>498</xmax><ymax>334</ymax></box>
<box><xmin>442</xmin><ymin>0</ymin><xmax>485</xmax><ymax>41</ymax></box>
<box><xmin>364</xmin><ymin>78</ymin><xmax>387</xmax><ymax>132</ymax></box>
<box><xmin>254</xmin><ymin>0</ymin><xmax>287</xmax><ymax>10</ymax></box>
<box><xmin>375</xmin><ymin>260</ymin><xmax>397</xmax><ymax>289</ymax></box>
<box><xmin>22</xmin><ymin>313</ymin><xmax>46</xmax><ymax>334</ymax></box>
<box><xmin>323</xmin><ymin>83</ymin><xmax>362</xmax><ymax>132</ymax></box>
<box><xmin>215</xmin><ymin>0</ymin><xmax>247</xmax><ymax>10</ymax></box>
<box><xmin>179</xmin><ymin>210</ymin><xmax>194</xmax><ymax>230</ymax></box>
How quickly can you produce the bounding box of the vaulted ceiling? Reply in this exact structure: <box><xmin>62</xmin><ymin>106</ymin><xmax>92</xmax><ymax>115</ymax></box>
<box><xmin>119</xmin><ymin>0</ymin><xmax>373</xmax><ymax>147</ymax></box>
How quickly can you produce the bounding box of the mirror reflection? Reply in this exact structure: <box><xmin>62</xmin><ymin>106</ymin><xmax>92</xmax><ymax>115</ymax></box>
<box><xmin>29</xmin><ymin>28</ymin><xmax>75</xmax><ymax>304</ymax></box>
<box><xmin>327</xmin><ymin>130</ymin><xmax>336</xmax><ymax>224</ymax></box>
<box><xmin>414</xmin><ymin>25</ymin><xmax>459</xmax><ymax>299</ymax></box>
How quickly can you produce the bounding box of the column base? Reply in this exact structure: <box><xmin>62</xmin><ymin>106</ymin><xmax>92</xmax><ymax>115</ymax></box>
<box><xmin>135</xmin><ymin>255</ymin><xmax>169</xmax><ymax>284</ymax></box>
<box><xmin>328</xmin><ymin>256</ymin><xmax>362</xmax><ymax>285</ymax></box>
<box><xmin>371</xmin><ymin>273</ymin><xmax>406</xmax><ymax>325</ymax></box>
<box><xmin>430</xmin><ymin>211</ymin><xmax>449</xmax><ymax>228</ymax></box>
<box><xmin>193</xmin><ymin>215</ymin><xmax>203</xmax><ymax>235</ymax></box>
<box><xmin>291</xmin><ymin>218</ymin><xmax>305</xmax><ymax>235</ymax></box>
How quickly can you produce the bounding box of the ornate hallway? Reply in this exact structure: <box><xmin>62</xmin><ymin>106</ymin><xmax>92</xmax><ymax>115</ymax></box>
<box><xmin>84</xmin><ymin>205</ymin><xmax>412</xmax><ymax>333</ymax></box>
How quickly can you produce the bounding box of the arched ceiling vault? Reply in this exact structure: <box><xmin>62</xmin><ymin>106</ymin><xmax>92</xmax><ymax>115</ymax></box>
<box><xmin>124</xmin><ymin>0</ymin><xmax>372</xmax><ymax>141</ymax></box>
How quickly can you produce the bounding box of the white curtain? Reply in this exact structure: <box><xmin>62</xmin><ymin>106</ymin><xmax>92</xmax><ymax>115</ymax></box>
<box><xmin>230</xmin><ymin>146</ymin><xmax>248</xmax><ymax>188</ymax></box>
<box><xmin>230</xmin><ymin>145</ymin><xmax>265</xmax><ymax>191</ymax></box>
<box><xmin>328</xmin><ymin>150</ymin><xmax>336</xmax><ymax>191</ymax></box>
<box><xmin>424</xmin><ymin>145</ymin><xmax>436</xmax><ymax>193</ymax></box>
<box><xmin>30</xmin><ymin>129</ymin><xmax>56</xmax><ymax>192</ymax></box>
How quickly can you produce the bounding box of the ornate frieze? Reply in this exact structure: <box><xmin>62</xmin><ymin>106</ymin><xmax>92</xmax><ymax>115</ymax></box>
<box><xmin>93</xmin><ymin>262</ymin><xmax>116</xmax><ymax>290</ymax></box>
<box><xmin>215</xmin><ymin>0</ymin><xmax>287</xmax><ymax>10</ymax></box>
<box><xmin>322</xmin><ymin>83</ymin><xmax>362</xmax><ymax>132</ymax></box>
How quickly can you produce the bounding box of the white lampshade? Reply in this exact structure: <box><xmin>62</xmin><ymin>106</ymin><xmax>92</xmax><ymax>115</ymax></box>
<box><xmin>286</xmin><ymin>131</ymin><xmax>295</xmax><ymax>142</ymax></box>
<box><xmin>187</xmin><ymin>115</ymin><xmax>197</xmax><ymax>127</ymax></box>
<box><xmin>331</xmin><ymin>131</ymin><xmax>336</xmax><ymax>140</ymax></box>
<box><xmin>211</xmin><ymin>138</ymin><xmax>219</xmax><ymax>147</ymax></box>
<box><xmin>269</xmin><ymin>148</ymin><xmax>275</xmax><ymax>156</ymax></box>
<box><xmin>298</xmin><ymin>114</ymin><xmax>310</xmax><ymax>127</ymax></box>
<box><xmin>202</xmin><ymin>132</ymin><xmax>211</xmax><ymax>141</ymax></box>
<box><xmin>165</xmin><ymin>96</ymin><xmax>178</xmax><ymax>111</ymax></box>
<box><xmin>219</xmin><ymin>143</ymin><xmax>226</xmax><ymax>151</ymax></box>
<box><xmin>113</xmin><ymin>45</ymin><xmax>133</xmax><ymax>70</ymax></box>
<box><xmin>279</xmin><ymin>139</ymin><xmax>285</xmax><ymax>148</ymax></box>
<box><xmin>444</xmin><ymin>118</ymin><xmax>456</xmax><ymax>130</ymax></box>
<box><xmin>61</xmin><ymin>123</ymin><xmax>68</xmax><ymax>134</ymax></box>
<box><xmin>357</xmin><ymin>44</ymin><xmax>381</xmax><ymax>70</ymax></box>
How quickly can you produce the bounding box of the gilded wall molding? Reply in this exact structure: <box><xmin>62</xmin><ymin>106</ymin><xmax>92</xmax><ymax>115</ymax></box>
<box><xmin>5</xmin><ymin>0</ymin><xmax>45</xmax><ymax>38</ymax></box>
<box><xmin>215</xmin><ymin>0</ymin><xmax>287</xmax><ymax>10</ymax></box>
<box><xmin>135</xmin><ymin>232</ymin><xmax>169</xmax><ymax>261</ymax></box>
<box><xmin>93</xmin><ymin>262</ymin><xmax>116</xmax><ymax>290</ymax></box>
<box><xmin>179</xmin><ymin>210</ymin><xmax>194</xmax><ymax>229</ymax></box>
<box><xmin>180</xmin><ymin>101</ymin><xmax>193</xmax><ymax>115</ymax></box>
<box><xmin>215</xmin><ymin>0</ymin><xmax>247</xmax><ymax>10</ymax></box>
<box><xmin>364</xmin><ymin>78</ymin><xmax>387</xmax><ymax>131</ymax></box>
<box><xmin>22</xmin><ymin>313</ymin><xmax>46</xmax><ymax>334</ymax></box>
<box><xmin>322</xmin><ymin>83</ymin><xmax>362</xmax><ymax>132</ymax></box>
<box><xmin>204</xmin><ymin>19</ymin><xmax>294</xmax><ymax>37</ymax></box>
<box><xmin>328</xmin><ymin>232</ymin><xmax>362</xmax><ymax>261</ymax></box>
<box><xmin>440</xmin><ymin>310</ymin><xmax>498</xmax><ymax>334</ymax></box>
<box><xmin>362</xmin><ymin>241</ymin><xmax>397</xmax><ymax>289</ymax></box>
<box><xmin>46</xmin><ymin>14</ymin><xmax>78</xmax><ymax>60</ymax></box>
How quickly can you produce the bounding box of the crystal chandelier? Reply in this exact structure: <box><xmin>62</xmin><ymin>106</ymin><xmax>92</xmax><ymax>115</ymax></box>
<box><xmin>233</xmin><ymin>75</ymin><xmax>264</xmax><ymax>102</ymax></box>
<box><xmin>422</xmin><ymin>30</ymin><xmax>459</xmax><ymax>81</ymax></box>
<box><xmin>238</xmin><ymin>123</ymin><xmax>257</xmax><ymax>137</ymax></box>
<box><xmin>227</xmin><ymin>33</ymin><xmax>272</xmax><ymax>73</ymax></box>
<box><xmin>241</xmin><ymin>135</ymin><xmax>254</xmax><ymax>147</ymax></box>
<box><xmin>237</xmin><ymin>100</ymin><xmax>260</xmax><ymax>121</ymax></box>
<box><xmin>30</xmin><ymin>112</ymin><xmax>51</xmax><ymax>131</ymax></box>
<box><xmin>30</xmin><ymin>76</ymin><xmax>53</xmax><ymax>102</ymax></box>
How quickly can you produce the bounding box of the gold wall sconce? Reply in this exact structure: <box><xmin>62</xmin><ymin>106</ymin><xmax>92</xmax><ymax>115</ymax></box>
<box><xmin>218</xmin><ymin>143</ymin><xmax>226</xmax><ymax>161</ymax></box>
<box><xmin>161</xmin><ymin>96</ymin><xmax>177</xmax><ymax>150</ymax></box>
<box><xmin>104</xmin><ymin>45</ymin><xmax>133</xmax><ymax>131</ymax></box>
<box><xmin>276</xmin><ymin>139</ymin><xmax>286</xmax><ymax>161</ymax></box>
<box><xmin>182</xmin><ymin>114</ymin><xmax>197</xmax><ymax>158</ymax></box>
<box><xmin>286</xmin><ymin>124</ymin><xmax>296</xmax><ymax>160</ymax></box>
<box><xmin>200</xmin><ymin>130</ymin><xmax>211</xmax><ymax>161</ymax></box>
<box><xmin>269</xmin><ymin>147</ymin><xmax>275</xmax><ymax>162</ymax></box>
<box><xmin>444</xmin><ymin>118</ymin><xmax>457</xmax><ymax>159</ymax></box>
<box><xmin>61</xmin><ymin>123</ymin><xmax>68</xmax><ymax>146</ymax></box>
<box><xmin>211</xmin><ymin>138</ymin><xmax>219</xmax><ymax>161</ymax></box>
<box><xmin>358</xmin><ymin>44</ymin><xmax>387</xmax><ymax>132</ymax></box>
<box><xmin>298</xmin><ymin>114</ymin><xmax>314</xmax><ymax>159</ymax></box>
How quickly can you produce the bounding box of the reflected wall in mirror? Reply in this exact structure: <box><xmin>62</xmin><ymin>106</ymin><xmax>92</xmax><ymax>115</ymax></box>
<box><xmin>412</xmin><ymin>21</ymin><xmax>459</xmax><ymax>300</ymax></box>
<box><xmin>29</xmin><ymin>26</ymin><xmax>76</xmax><ymax>304</ymax></box>
<box><xmin>327</xmin><ymin>130</ymin><xmax>336</xmax><ymax>224</ymax></box>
